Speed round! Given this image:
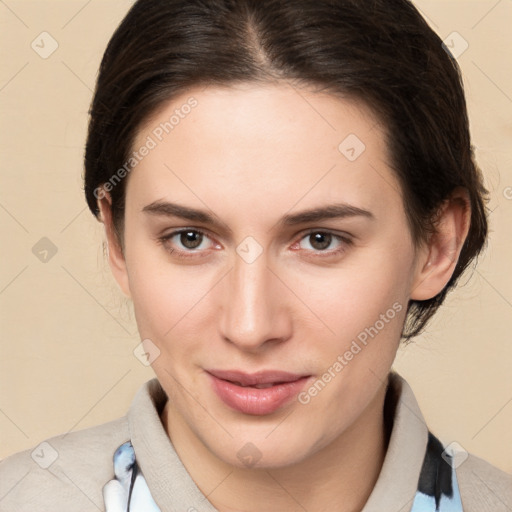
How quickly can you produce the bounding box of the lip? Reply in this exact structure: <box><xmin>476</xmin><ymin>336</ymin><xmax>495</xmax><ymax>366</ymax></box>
<box><xmin>206</xmin><ymin>369</ymin><xmax>311</xmax><ymax>415</ymax></box>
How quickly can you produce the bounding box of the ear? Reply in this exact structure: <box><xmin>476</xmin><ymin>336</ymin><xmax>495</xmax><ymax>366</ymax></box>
<box><xmin>97</xmin><ymin>188</ymin><xmax>131</xmax><ymax>298</ymax></box>
<box><xmin>410</xmin><ymin>187</ymin><xmax>471</xmax><ymax>301</ymax></box>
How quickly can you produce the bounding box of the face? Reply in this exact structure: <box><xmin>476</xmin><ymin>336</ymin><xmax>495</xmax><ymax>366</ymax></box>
<box><xmin>108</xmin><ymin>83</ymin><xmax>429</xmax><ymax>468</ymax></box>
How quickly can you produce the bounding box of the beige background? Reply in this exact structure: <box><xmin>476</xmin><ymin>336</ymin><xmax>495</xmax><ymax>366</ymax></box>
<box><xmin>0</xmin><ymin>0</ymin><xmax>511</xmax><ymax>473</ymax></box>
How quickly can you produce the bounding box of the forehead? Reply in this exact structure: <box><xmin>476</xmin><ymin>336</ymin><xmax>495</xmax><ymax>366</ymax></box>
<box><xmin>127</xmin><ymin>83</ymin><xmax>403</xmax><ymax>221</ymax></box>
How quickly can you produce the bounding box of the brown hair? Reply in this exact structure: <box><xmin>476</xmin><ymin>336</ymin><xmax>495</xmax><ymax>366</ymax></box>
<box><xmin>84</xmin><ymin>0</ymin><xmax>489</xmax><ymax>341</ymax></box>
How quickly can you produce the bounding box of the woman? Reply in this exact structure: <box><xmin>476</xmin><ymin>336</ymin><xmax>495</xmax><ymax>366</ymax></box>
<box><xmin>0</xmin><ymin>0</ymin><xmax>510</xmax><ymax>510</ymax></box>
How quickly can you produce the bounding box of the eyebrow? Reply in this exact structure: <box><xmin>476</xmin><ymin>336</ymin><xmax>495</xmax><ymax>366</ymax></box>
<box><xmin>142</xmin><ymin>200</ymin><xmax>375</xmax><ymax>232</ymax></box>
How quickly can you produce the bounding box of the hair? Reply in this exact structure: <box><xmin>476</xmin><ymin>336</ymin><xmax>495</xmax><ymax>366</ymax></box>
<box><xmin>83</xmin><ymin>0</ymin><xmax>489</xmax><ymax>341</ymax></box>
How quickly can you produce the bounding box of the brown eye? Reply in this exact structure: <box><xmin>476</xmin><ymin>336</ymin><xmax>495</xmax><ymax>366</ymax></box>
<box><xmin>159</xmin><ymin>228</ymin><xmax>218</xmax><ymax>259</ymax></box>
<box><xmin>299</xmin><ymin>231</ymin><xmax>339</xmax><ymax>252</ymax></box>
<box><xmin>308</xmin><ymin>232</ymin><xmax>332</xmax><ymax>251</ymax></box>
<box><xmin>179</xmin><ymin>230</ymin><xmax>204</xmax><ymax>250</ymax></box>
<box><xmin>295</xmin><ymin>230</ymin><xmax>353</xmax><ymax>258</ymax></box>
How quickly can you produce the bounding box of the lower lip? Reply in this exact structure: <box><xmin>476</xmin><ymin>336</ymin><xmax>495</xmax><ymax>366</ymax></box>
<box><xmin>208</xmin><ymin>374</ymin><xmax>311</xmax><ymax>415</ymax></box>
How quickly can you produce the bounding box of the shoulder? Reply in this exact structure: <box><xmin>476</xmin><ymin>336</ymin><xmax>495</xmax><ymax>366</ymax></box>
<box><xmin>0</xmin><ymin>415</ymin><xmax>129</xmax><ymax>512</ymax></box>
<box><xmin>457</xmin><ymin>452</ymin><xmax>512</xmax><ymax>511</ymax></box>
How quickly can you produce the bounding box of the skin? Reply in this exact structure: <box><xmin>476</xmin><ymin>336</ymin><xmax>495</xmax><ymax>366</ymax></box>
<box><xmin>98</xmin><ymin>82</ymin><xmax>470</xmax><ymax>512</ymax></box>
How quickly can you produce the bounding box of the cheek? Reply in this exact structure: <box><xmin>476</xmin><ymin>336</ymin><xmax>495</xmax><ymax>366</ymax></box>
<box><xmin>127</xmin><ymin>266</ymin><xmax>209</xmax><ymax>340</ymax></box>
<box><xmin>297</xmin><ymin>243</ymin><xmax>412</xmax><ymax>342</ymax></box>
<box><xmin>122</xmin><ymin>216</ymin><xmax>200</xmax><ymax>334</ymax></box>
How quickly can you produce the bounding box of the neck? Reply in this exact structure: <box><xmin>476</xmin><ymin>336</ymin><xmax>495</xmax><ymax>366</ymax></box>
<box><xmin>162</xmin><ymin>381</ymin><xmax>390</xmax><ymax>512</ymax></box>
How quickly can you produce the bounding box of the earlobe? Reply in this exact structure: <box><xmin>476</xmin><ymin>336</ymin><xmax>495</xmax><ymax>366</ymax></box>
<box><xmin>96</xmin><ymin>189</ymin><xmax>132</xmax><ymax>298</ymax></box>
<box><xmin>410</xmin><ymin>187</ymin><xmax>471</xmax><ymax>301</ymax></box>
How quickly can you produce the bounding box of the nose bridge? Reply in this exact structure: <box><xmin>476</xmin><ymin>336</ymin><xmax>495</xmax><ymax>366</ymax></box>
<box><xmin>220</xmin><ymin>249</ymin><xmax>286</xmax><ymax>350</ymax></box>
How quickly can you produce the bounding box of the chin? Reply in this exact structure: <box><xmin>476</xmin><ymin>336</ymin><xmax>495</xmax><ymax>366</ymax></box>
<box><xmin>204</xmin><ymin>427</ymin><xmax>323</xmax><ymax>471</ymax></box>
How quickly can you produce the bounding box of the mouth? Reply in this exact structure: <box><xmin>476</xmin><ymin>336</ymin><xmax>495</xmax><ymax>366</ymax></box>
<box><xmin>206</xmin><ymin>369</ymin><xmax>312</xmax><ymax>415</ymax></box>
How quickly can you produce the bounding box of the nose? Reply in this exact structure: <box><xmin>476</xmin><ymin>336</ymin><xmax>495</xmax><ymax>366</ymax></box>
<box><xmin>219</xmin><ymin>250</ymin><xmax>292</xmax><ymax>352</ymax></box>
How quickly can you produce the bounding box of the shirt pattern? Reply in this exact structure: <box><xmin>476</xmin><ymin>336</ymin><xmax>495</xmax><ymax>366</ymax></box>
<box><xmin>104</xmin><ymin>432</ymin><xmax>463</xmax><ymax>511</ymax></box>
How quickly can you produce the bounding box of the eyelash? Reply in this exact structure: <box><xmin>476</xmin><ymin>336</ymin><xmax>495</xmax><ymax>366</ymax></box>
<box><xmin>158</xmin><ymin>228</ymin><xmax>353</xmax><ymax>260</ymax></box>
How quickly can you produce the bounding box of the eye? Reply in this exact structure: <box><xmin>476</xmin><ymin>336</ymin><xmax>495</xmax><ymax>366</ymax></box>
<box><xmin>293</xmin><ymin>230</ymin><xmax>352</xmax><ymax>257</ymax></box>
<box><xmin>159</xmin><ymin>229</ymin><xmax>218</xmax><ymax>258</ymax></box>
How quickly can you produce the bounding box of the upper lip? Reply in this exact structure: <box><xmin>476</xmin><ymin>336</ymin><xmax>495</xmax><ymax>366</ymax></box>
<box><xmin>206</xmin><ymin>369</ymin><xmax>309</xmax><ymax>386</ymax></box>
